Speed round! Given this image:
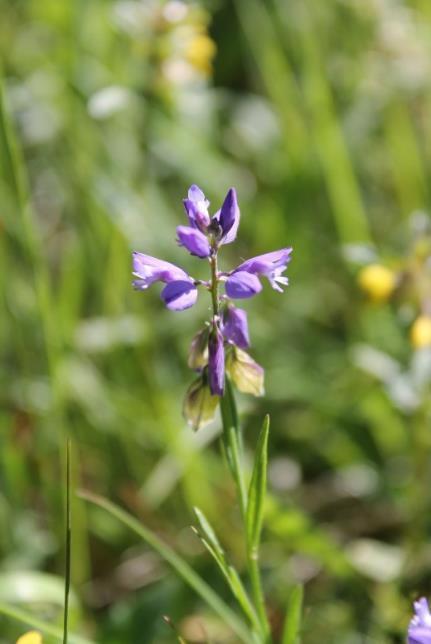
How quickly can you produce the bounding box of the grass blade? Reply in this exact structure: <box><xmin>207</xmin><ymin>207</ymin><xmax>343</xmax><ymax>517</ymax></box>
<box><xmin>63</xmin><ymin>439</ymin><xmax>72</xmax><ymax>644</ymax></box>
<box><xmin>0</xmin><ymin>602</ymin><xmax>93</xmax><ymax>644</ymax></box>
<box><xmin>78</xmin><ymin>490</ymin><xmax>252</xmax><ymax>643</ymax></box>
<box><xmin>281</xmin><ymin>585</ymin><xmax>304</xmax><ymax>644</ymax></box>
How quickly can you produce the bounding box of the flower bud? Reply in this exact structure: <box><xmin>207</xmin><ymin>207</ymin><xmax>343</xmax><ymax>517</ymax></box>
<box><xmin>226</xmin><ymin>346</ymin><xmax>264</xmax><ymax>396</ymax></box>
<box><xmin>208</xmin><ymin>323</ymin><xmax>225</xmax><ymax>396</ymax></box>
<box><xmin>411</xmin><ymin>315</ymin><xmax>431</xmax><ymax>349</ymax></box>
<box><xmin>222</xmin><ymin>305</ymin><xmax>250</xmax><ymax>349</ymax></box>
<box><xmin>188</xmin><ymin>327</ymin><xmax>209</xmax><ymax>370</ymax></box>
<box><xmin>183</xmin><ymin>375</ymin><xmax>219</xmax><ymax>431</ymax></box>
<box><xmin>358</xmin><ymin>264</ymin><xmax>396</xmax><ymax>302</ymax></box>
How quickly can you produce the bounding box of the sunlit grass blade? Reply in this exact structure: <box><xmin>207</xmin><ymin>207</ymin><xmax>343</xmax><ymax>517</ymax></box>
<box><xmin>384</xmin><ymin>101</ymin><xmax>427</xmax><ymax>217</ymax></box>
<box><xmin>281</xmin><ymin>585</ymin><xmax>304</xmax><ymax>644</ymax></box>
<box><xmin>78</xmin><ymin>490</ymin><xmax>252</xmax><ymax>643</ymax></box>
<box><xmin>246</xmin><ymin>415</ymin><xmax>269</xmax><ymax>555</ymax></box>
<box><xmin>234</xmin><ymin>0</ymin><xmax>308</xmax><ymax>170</ymax></box>
<box><xmin>290</xmin><ymin>1</ymin><xmax>372</xmax><ymax>245</ymax></box>
<box><xmin>0</xmin><ymin>602</ymin><xmax>93</xmax><ymax>644</ymax></box>
<box><xmin>63</xmin><ymin>439</ymin><xmax>72</xmax><ymax>644</ymax></box>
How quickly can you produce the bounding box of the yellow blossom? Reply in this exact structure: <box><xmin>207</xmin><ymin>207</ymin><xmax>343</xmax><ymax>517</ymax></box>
<box><xmin>358</xmin><ymin>264</ymin><xmax>396</xmax><ymax>301</ymax></box>
<box><xmin>411</xmin><ymin>315</ymin><xmax>431</xmax><ymax>348</ymax></box>
<box><xmin>185</xmin><ymin>34</ymin><xmax>216</xmax><ymax>75</ymax></box>
<box><xmin>16</xmin><ymin>632</ymin><xmax>42</xmax><ymax>644</ymax></box>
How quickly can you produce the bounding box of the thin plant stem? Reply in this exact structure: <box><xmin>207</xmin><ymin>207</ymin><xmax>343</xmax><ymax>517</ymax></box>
<box><xmin>210</xmin><ymin>254</ymin><xmax>220</xmax><ymax>316</ymax></box>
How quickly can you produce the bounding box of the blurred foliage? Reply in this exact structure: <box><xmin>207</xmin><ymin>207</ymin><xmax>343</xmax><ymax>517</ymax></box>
<box><xmin>1</xmin><ymin>0</ymin><xmax>431</xmax><ymax>641</ymax></box>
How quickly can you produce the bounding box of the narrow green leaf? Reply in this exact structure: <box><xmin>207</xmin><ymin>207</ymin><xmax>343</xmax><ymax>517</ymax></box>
<box><xmin>227</xmin><ymin>567</ymin><xmax>260</xmax><ymax>630</ymax></box>
<box><xmin>79</xmin><ymin>490</ymin><xmax>251</xmax><ymax>643</ymax></box>
<box><xmin>281</xmin><ymin>585</ymin><xmax>304</xmax><ymax>644</ymax></box>
<box><xmin>192</xmin><ymin>526</ymin><xmax>260</xmax><ymax>633</ymax></box>
<box><xmin>246</xmin><ymin>415</ymin><xmax>270</xmax><ymax>554</ymax></box>
<box><xmin>219</xmin><ymin>378</ymin><xmax>247</xmax><ymax>518</ymax></box>
<box><xmin>194</xmin><ymin>507</ymin><xmax>223</xmax><ymax>557</ymax></box>
<box><xmin>0</xmin><ymin>602</ymin><xmax>93</xmax><ymax>644</ymax></box>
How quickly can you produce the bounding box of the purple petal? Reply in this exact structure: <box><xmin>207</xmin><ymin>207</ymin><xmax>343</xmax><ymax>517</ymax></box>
<box><xmin>236</xmin><ymin>248</ymin><xmax>293</xmax><ymax>275</ymax></box>
<box><xmin>208</xmin><ymin>325</ymin><xmax>225</xmax><ymax>395</ymax></box>
<box><xmin>188</xmin><ymin>184</ymin><xmax>206</xmax><ymax>202</ymax></box>
<box><xmin>177</xmin><ymin>225</ymin><xmax>211</xmax><ymax>258</ymax></box>
<box><xmin>132</xmin><ymin>252</ymin><xmax>187</xmax><ymax>287</ymax></box>
<box><xmin>222</xmin><ymin>306</ymin><xmax>250</xmax><ymax>348</ymax></box>
<box><xmin>219</xmin><ymin>188</ymin><xmax>240</xmax><ymax>244</ymax></box>
<box><xmin>183</xmin><ymin>184</ymin><xmax>210</xmax><ymax>230</ymax></box>
<box><xmin>408</xmin><ymin>598</ymin><xmax>431</xmax><ymax>644</ymax></box>
<box><xmin>408</xmin><ymin>627</ymin><xmax>431</xmax><ymax>644</ymax></box>
<box><xmin>161</xmin><ymin>280</ymin><xmax>198</xmax><ymax>311</ymax></box>
<box><xmin>225</xmin><ymin>271</ymin><xmax>262</xmax><ymax>299</ymax></box>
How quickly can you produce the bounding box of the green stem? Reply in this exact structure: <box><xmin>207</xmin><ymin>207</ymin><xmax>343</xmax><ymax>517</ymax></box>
<box><xmin>220</xmin><ymin>383</ymin><xmax>271</xmax><ymax>642</ymax></box>
<box><xmin>210</xmin><ymin>254</ymin><xmax>220</xmax><ymax>317</ymax></box>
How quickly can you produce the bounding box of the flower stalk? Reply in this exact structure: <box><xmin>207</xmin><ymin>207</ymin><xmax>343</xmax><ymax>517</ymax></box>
<box><xmin>133</xmin><ymin>184</ymin><xmax>292</xmax><ymax>641</ymax></box>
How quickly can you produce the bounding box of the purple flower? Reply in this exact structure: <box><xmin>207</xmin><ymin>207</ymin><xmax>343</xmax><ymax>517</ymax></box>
<box><xmin>133</xmin><ymin>252</ymin><xmax>197</xmax><ymax>311</ymax></box>
<box><xmin>161</xmin><ymin>280</ymin><xmax>198</xmax><ymax>311</ymax></box>
<box><xmin>183</xmin><ymin>184</ymin><xmax>211</xmax><ymax>231</ymax></box>
<box><xmin>133</xmin><ymin>185</ymin><xmax>292</xmax><ymax>425</ymax></box>
<box><xmin>222</xmin><ymin>306</ymin><xmax>250</xmax><ymax>349</ymax></box>
<box><xmin>225</xmin><ymin>248</ymin><xmax>292</xmax><ymax>299</ymax></box>
<box><xmin>133</xmin><ymin>252</ymin><xmax>188</xmax><ymax>287</ymax></box>
<box><xmin>177</xmin><ymin>225</ymin><xmax>211</xmax><ymax>258</ymax></box>
<box><xmin>408</xmin><ymin>598</ymin><xmax>431</xmax><ymax>644</ymax></box>
<box><xmin>225</xmin><ymin>271</ymin><xmax>263</xmax><ymax>299</ymax></box>
<box><xmin>218</xmin><ymin>187</ymin><xmax>240</xmax><ymax>245</ymax></box>
<box><xmin>208</xmin><ymin>324</ymin><xmax>225</xmax><ymax>396</ymax></box>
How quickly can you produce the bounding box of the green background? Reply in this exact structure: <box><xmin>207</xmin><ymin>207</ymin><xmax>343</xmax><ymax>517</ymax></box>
<box><xmin>1</xmin><ymin>0</ymin><xmax>431</xmax><ymax>641</ymax></box>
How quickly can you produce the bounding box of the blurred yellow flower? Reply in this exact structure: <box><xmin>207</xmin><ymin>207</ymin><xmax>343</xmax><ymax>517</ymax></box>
<box><xmin>411</xmin><ymin>315</ymin><xmax>431</xmax><ymax>348</ymax></box>
<box><xmin>358</xmin><ymin>264</ymin><xmax>396</xmax><ymax>301</ymax></box>
<box><xmin>16</xmin><ymin>633</ymin><xmax>42</xmax><ymax>644</ymax></box>
<box><xmin>185</xmin><ymin>33</ymin><xmax>216</xmax><ymax>75</ymax></box>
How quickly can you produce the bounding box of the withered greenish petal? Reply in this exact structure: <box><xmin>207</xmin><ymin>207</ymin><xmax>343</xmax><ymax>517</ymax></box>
<box><xmin>226</xmin><ymin>347</ymin><xmax>264</xmax><ymax>397</ymax></box>
<box><xmin>188</xmin><ymin>327</ymin><xmax>209</xmax><ymax>370</ymax></box>
<box><xmin>183</xmin><ymin>376</ymin><xmax>219</xmax><ymax>431</ymax></box>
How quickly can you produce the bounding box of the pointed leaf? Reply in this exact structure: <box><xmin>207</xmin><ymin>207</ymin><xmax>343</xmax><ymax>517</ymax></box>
<box><xmin>194</xmin><ymin>507</ymin><xmax>224</xmax><ymax>560</ymax></box>
<box><xmin>281</xmin><ymin>585</ymin><xmax>304</xmax><ymax>644</ymax></box>
<box><xmin>193</xmin><ymin>509</ymin><xmax>260</xmax><ymax>632</ymax></box>
<box><xmin>246</xmin><ymin>415</ymin><xmax>270</xmax><ymax>554</ymax></box>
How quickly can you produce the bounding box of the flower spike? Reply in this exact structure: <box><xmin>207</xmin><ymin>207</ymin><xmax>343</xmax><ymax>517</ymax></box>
<box><xmin>132</xmin><ymin>185</ymin><xmax>292</xmax><ymax>428</ymax></box>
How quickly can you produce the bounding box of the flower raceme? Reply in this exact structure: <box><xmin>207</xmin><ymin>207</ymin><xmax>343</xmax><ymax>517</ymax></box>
<box><xmin>408</xmin><ymin>597</ymin><xmax>431</xmax><ymax>644</ymax></box>
<box><xmin>132</xmin><ymin>185</ymin><xmax>292</xmax><ymax>429</ymax></box>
